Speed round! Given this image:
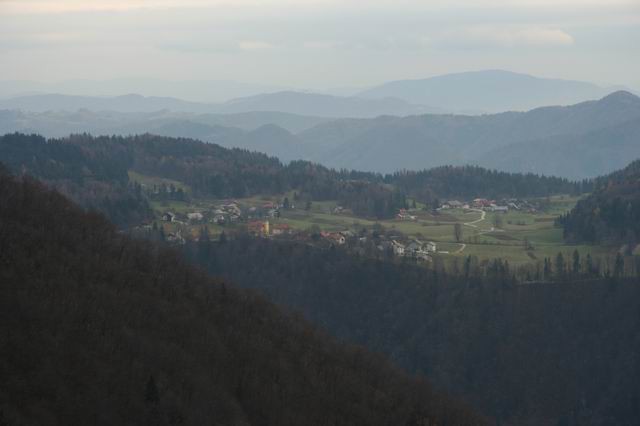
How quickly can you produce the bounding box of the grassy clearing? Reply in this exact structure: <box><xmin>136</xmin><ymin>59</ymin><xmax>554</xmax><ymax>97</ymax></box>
<box><xmin>275</xmin><ymin>195</ymin><xmax>618</xmax><ymax>265</ymax></box>
<box><xmin>128</xmin><ymin>171</ymin><xmax>192</xmax><ymax>193</ymax></box>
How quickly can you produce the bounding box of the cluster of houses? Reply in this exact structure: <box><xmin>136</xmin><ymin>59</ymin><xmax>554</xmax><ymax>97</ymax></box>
<box><xmin>161</xmin><ymin>200</ymin><xmax>287</xmax><ymax>227</ymax></box>
<box><xmin>318</xmin><ymin>230</ymin><xmax>437</xmax><ymax>262</ymax></box>
<box><xmin>246</xmin><ymin>220</ymin><xmax>291</xmax><ymax>237</ymax></box>
<box><xmin>161</xmin><ymin>204</ymin><xmax>240</xmax><ymax>226</ymax></box>
<box><xmin>396</xmin><ymin>208</ymin><xmax>417</xmax><ymax>221</ymax></box>
<box><xmin>320</xmin><ymin>230</ymin><xmax>355</xmax><ymax>245</ymax></box>
<box><xmin>212</xmin><ymin>202</ymin><xmax>243</xmax><ymax>224</ymax></box>
<box><xmin>440</xmin><ymin>198</ymin><xmax>537</xmax><ymax>213</ymax></box>
<box><xmin>386</xmin><ymin>239</ymin><xmax>437</xmax><ymax>261</ymax></box>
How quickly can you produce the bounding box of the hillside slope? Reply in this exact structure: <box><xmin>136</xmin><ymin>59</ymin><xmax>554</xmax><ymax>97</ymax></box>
<box><xmin>479</xmin><ymin>117</ymin><xmax>640</xmax><ymax>179</ymax></box>
<box><xmin>559</xmin><ymin>159</ymin><xmax>640</xmax><ymax>243</ymax></box>
<box><xmin>190</xmin><ymin>237</ymin><xmax>640</xmax><ymax>426</ymax></box>
<box><xmin>0</xmin><ymin>168</ymin><xmax>486</xmax><ymax>426</ymax></box>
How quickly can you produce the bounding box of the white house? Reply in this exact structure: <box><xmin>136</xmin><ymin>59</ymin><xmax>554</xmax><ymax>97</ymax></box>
<box><xmin>391</xmin><ymin>240</ymin><xmax>405</xmax><ymax>256</ymax></box>
<box><xmin>187</xmin><ymin>212</ymin><xmax>204</xmax><ymax>222</ymax></box>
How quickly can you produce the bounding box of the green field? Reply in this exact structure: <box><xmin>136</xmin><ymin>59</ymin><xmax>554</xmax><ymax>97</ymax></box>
<box><xmin>275</xmin><ymin>195</ymin><xmax>618</xmax><ymax>265</ymax></box>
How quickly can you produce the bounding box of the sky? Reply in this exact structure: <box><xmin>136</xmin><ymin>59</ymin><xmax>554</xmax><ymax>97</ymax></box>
<box><xmin>0</xmin><ymin>0</ymin><xmax>639</xmax><ymax>91</ymax></box>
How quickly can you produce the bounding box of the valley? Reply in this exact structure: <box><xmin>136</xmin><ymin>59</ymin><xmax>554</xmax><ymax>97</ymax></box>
<box><xmin>3</xmin><ymin>2</ymin><xmax>640</xmax><ymax>425</ymax></box>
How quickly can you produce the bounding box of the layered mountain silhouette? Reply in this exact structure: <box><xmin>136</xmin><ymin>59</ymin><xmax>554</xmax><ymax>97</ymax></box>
<box><xmin>2</xmin><ymin>89</ymin><xmax>639</xmax><ymax>179</ymax></box>
<box><xmin>297</xmin><ymin>90</ymin><xmax>640</xmax><ymax>177</ymax></box>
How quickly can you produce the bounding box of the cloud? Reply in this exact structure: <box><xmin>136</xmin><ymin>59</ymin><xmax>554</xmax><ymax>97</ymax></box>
<box><xmin>238</xmin><ymin>40</ymin><xmax>275</xmax><ymax>50</ymax></box>
<box><xmin>437</xmin><ymin>26</ymin><xmax>575</xmax><ymax>49</ymax></box>
<box><xmin>0</xmin><ymin>0</ymin><xmax>334</xmax><ymax>14</ymax></box>
<box><xmin>1</xmin><ymin>0</ymin><xmax>635</xmax><ymax>14</ymax></box>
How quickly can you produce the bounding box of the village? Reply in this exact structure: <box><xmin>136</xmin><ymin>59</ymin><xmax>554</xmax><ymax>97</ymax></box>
<box><xmin>439</xmin><ymin>198</ymin><xmax>538</xmax><ymax>213</ymax></box>
<box><xmin>140</xmin><ymin>194</ymin><xmax>554</xmax><ymax>266</ymax></box>
<box><xmin>124</xmin><ymin>175</ymin><xmax>616</xmax><ymax>265</ymax></box>
<box><xmin>153</xmin><ymin>197</ymin><xmax>441</xmax><ymax>262</ymax></box>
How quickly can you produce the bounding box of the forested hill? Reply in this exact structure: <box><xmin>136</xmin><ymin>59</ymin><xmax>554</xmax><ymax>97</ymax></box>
<box><xmin>187</xmin><ymin>236</ymin><xmax>640</xmax><ymax>426</ymax></box>
<box><xmin>0</xmin><ymin>167</ymin><xmax>486</xmax><ymax>425</ymax></box>
<box><xmin>390</xmin><ymin>165</ymin><xmax>585</xmax><ymax>203</ymax></box>
<box><xmin>0</xmin><ymin>132</ymin><xmax>150</xmax><ymax>227</ymax></box>
<box><xmin>1</xmin><ymin>132</ymin><xmax>584</xmax><ymax>224</ymax></box>
<box><xmin>559</xmin><ymin>160</ymin><xmax>640</xmax><ymax>243</ymax></box>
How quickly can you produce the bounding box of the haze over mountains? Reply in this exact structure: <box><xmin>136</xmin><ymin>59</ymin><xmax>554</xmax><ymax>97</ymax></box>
<box><xmin>2</xmin><ymin>70</ymin><xmax>632</xmax><ymax>116</ymax></box>
<box><xmin>3</xmin><ymin>88</ymin><xmax>640</xmax><ymax>179</ymax></box>
<box><xmin>0</xmin><ymin>78</ymin><xmax>288</xmax><ymax>103</ymax></box>
<box><xmin>0</xmin><ymin>92</ymin><xmax>438</xmax><ymax>119</ymax></box>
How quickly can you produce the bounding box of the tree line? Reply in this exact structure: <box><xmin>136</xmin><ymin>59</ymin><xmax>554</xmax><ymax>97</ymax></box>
<box><xmin>1</xmin><ymin>133</ymin><xmax>589</xmax><ymax>224</ymax></box>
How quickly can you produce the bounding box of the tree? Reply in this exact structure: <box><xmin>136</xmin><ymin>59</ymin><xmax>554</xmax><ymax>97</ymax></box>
<box><xmin>543</xmin><ymin>258</ymin><xmax>552</xmax><ymax>280</ymax></box>
<box><xmin>283</xmin><ymin>197</ymin><xmax>290</xmax><ymax>209</ymax></box>
<box><xmin>555</xmin><ymin>252</ymin><xmax>566</xmax><ymax>280</ymax></box>
<box><xmin>614</xmin><ymin>253</ymin><xmax>625</xmax><ymax>278</ymax></box>
<box><xmin>454</xmin><ymin>223</ymin><xmax>463</xmax><ymax>243</ymax></box>
<box><xmin>585</xmin><ymin>254</ymin><xmax>594</xmax><ymax>276</ymax></box>
<box><xmin>572</xmin><ymin>250</ymin><xmax>581</xmax><ymax>275</ymax></box>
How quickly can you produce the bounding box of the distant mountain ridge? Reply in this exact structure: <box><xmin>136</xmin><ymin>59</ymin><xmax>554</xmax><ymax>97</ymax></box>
<box><xmin>0</xmin><ymin>93</ymin><xmax>219</xmax><ymax>114</ymax></box>
<box><xmin>218</xmin><ymin>90</ymin><xmax>443</xmax><ymax>117</ymax></box>
<box><xmin>358</xmin><ymin>69</ymin><xmax>627</xmax><ymax>113</ymax></box>
<box><xmin>3</xmin><ymin>70</ymin><xmax>631</xmax><ymax>117</ymax></box>
<box><xmin>0</xmin><ymin>91</ymin><xmax>440</xmax><ymax>119</ymax></box>
<box><xmin>0</xmin><ymin>108</ymin><xmax>329</xmax><ymax>136</ymax></box>
<box><xmin>0</xmin><ymin>78</ymin><xmax>289</xmax><ymax>103</ymax></box>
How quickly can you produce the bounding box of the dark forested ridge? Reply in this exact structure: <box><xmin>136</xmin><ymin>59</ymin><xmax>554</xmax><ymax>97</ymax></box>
<box><xmin>559</xmin><ymin>159</ymin><xmax>640</xmax><ymax>243</ymax></box>
<box><xmin>0</xmin><ymin>167</ymin><xmax>487</xmax><ymax>425</ymax></box>
<box><xmin>390</xmin><ymin>165</ymin><xmax>585</xmax><ymax>202</ymax></box>
<box><xmin>187</xmin><ymin>236</ymin><xmax>640</xmax><ymax>426</ymax></box>
<box><xmin>0</xmin><ymin>132</ymin><xmax>150</xmax><ymax>226</ymax></box>
<box><xmin>1</xmin><ymin>132</ymin><xmax>585</xmax><ymax>223</ymax></box>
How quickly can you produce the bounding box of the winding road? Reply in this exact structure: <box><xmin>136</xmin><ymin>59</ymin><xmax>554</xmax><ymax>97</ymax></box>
<box><xmin>454</xmin><ymin>243</ymin><xmax>466</xmax><ymax>254</ymax></box>
<box><xmin>463</xmin><ymin>209</ymin><xmax>486</xmax><ymax>228</ymax></box>
<box><xmin>455</xmin><ymin>208</ymin><xmax>503</xmax><ymax>254</ymax></box>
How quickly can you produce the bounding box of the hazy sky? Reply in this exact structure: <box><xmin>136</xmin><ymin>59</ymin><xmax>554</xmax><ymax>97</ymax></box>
<box><xmin>1</xmin><ymin>0</ymin><xmax>639</xmax><ymax>90</ymax></box>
